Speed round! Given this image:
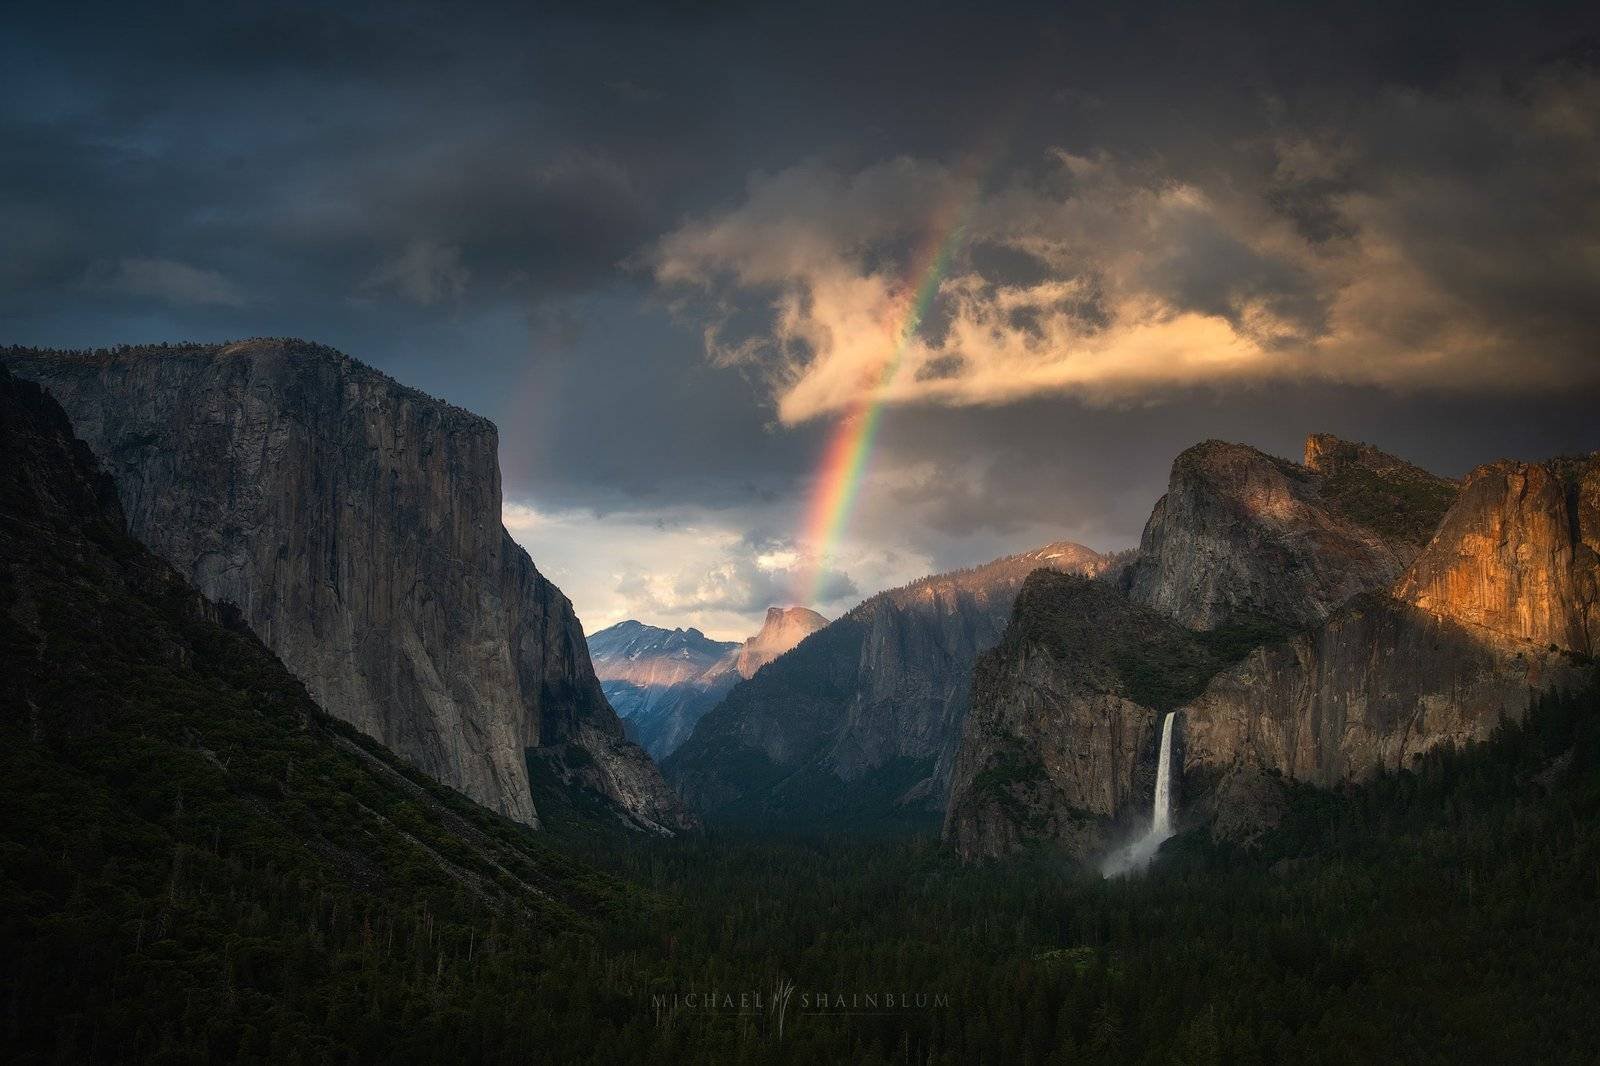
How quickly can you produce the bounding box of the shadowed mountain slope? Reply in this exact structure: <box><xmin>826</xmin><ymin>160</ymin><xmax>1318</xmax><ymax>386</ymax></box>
<box><xmin>666</xmin><ymin>542</ymin><xmax>1116</xmax><ymax>826</ymax></box>
<box><xmin>0</xmin><ymin>364</ymin><xmax>641</xmax><ymax>1060</ymax></box>
<box><xmin>4</xmin><ymin>340</ymin><xmax>691</xmax><ymax>834</ymax></box>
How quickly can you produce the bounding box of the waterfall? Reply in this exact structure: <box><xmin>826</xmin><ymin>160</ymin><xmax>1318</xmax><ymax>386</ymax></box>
<box><xmin>1151</xmin><ymin>711</ymin><xmax>1175</xmax><ymax>838</ymax></box>
<box><xmin>1101</xmin><ymin>710</ymin><xmax>1179</xmax><ymax>876</ymax></box>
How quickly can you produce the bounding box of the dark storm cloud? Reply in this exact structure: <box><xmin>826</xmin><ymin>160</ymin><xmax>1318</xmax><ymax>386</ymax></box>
<box><xmin>494</xmin><ymin>292</ymin><xmax>820</xmax><ymax>516</ymax></box>
<box><xmin>4</xmin><ymin>0</ymin><xmax>1600</xmax><ymax>629</ymax></box>
<box><xmin>179</xmin><ymin>7</ymin><xmax>451</xmax><ymax>76</ymax></box>
<box><xmin>657</xmin><ymin>55</ymin><xmax>1600</xmax><ymax>419</ymax></box>
<box><xmin>9</xmin><ymin>0</ymin><xmax>1596</xmax><ymax>335</ymax></box>
<box><xmin>3</xmin><ymin>4</ymin><xmax>691</xmax><ymax>330</ymax></box>
<box><xmin>1138</xmin><ymin>215</ymin><xmax>1327</xmax><ymax>345</ymax></box>
<box><xmin>859</xmin><ymin>384</ymin><xmax>1600</xmax><ymax>568</ymax></box>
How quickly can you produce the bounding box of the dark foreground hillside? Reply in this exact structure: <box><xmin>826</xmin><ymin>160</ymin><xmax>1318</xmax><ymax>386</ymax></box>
<box><xmin>0</xmin><ymin>366</ymin><xmax>644</xmax><ymax>1062</ymax></box>
<box><xmin>5</xmin><ymin>361</ymin><xmax>1600</xmax><ymax>1064</ymax></box>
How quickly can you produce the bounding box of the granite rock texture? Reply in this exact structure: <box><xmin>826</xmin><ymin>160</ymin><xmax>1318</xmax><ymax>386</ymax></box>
<box><xmin>946</xmin><ymin>437</ymin><xmax>1595</xmax><ymax>860</ymax></box>
<box><xmin>1394</xmin><ymin>456</ymin><xmax>1599</xmax><ymax>656</ymax></box>
<box><xmin>1125</xmin><ymin>437</ymin><xmax>1457</xmax><ymax>631</ymax></box>
<box><xmin>1187</xmin><ymin>453</ymin><xmax>1600</xmax><ymax>792</ymax></box>
<box><xmin>944</xmin><ymin>574</ymin><xmax>1216</xmax><ymax>860</ymax></box>
<box><xmin>733</xmin><ymin>607</ymin><xmax>829</xmax><ymax>679</ymax></box>
<box><xmin>666</xmin><ymin>543</ymin><xmax>1114</xmax><ymax>822</ymax></box>
<box><xmin>4</xmin><ymin>340</ymin><xmax>692</xmax><ymax>833</ymax></box>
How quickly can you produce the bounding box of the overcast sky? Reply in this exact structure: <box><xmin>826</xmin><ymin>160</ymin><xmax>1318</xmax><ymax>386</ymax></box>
<box><xmin>6</xmin><ymin>1</ymin><xmax>1599</xmax><ymax>639</ymax></box>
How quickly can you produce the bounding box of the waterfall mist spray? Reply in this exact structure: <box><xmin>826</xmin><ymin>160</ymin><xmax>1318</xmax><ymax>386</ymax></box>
<box><xmin>1102</xmin><ymin>711</ymin><xmax>1178</xmax><ymax>877</ymax></box>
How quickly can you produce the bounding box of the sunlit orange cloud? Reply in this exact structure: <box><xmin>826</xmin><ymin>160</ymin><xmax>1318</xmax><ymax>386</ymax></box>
<box><xmin>654</xmin><ymin>135</ymin><xmax>1600</xmax><ymax>426</ymax></box>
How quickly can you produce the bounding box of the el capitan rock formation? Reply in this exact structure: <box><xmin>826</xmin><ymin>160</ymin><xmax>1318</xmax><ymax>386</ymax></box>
<box><xmin>3</xmin><ymin>340</ymin><xmax>693</xmax><ymax>834</ymax></box>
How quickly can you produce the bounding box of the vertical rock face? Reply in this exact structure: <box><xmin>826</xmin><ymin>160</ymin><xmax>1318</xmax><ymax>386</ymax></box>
<box><xmin>733</xmin><ymin>607</ymin><xmax>829</xmax><ymax>678</ymax></box>
<box><xmin>1182</xmin><ymin>595</ymin><xmax>1588</xmax><ymax>787</ymax></box>
<box><xmin>944</xmin><ymin>573</ymin><xmax>1227</xmax><ymax>861</ymax></box>
<box><xmin>1125</xmin><ymin>438</ymin><xmax>1457</xmax><ymax>631</ymax></box>
<box><xmin>587</xmin><ymin>621</ymin><xmax>741</xmax><ymax>759</ymax></box>
<box><xmin>3</xmin><ymin>340</ymin><xmax>692</xmax><ymax>833</ymax></box>
<box><xmin>942</xmin><ymin>434</ymin><xmax>1569</xmax><ymax>861</ymax></box>
<box><xmin>1395</xmin><ymin>458</ymin><xmax>1600</xmax><ymax>656</ymax></box>
<box><xmin>665</xmin><ymin>542</ymin><xmax>1114</xmax><ymax>823</ymax></box>
<box><xmin>1185</xmin><ymin>452</ymin><xmax>1600</xmax><ymax>792</ymax></box>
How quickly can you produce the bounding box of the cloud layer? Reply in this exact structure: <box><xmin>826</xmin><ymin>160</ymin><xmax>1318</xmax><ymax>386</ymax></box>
<box><xmin>6</xmin><ymin>1</ymin><xmax>1599</xmax><ymax>635</ymax></box>
<box><xmin>656</xmin><ymin>67</ymin><xmax>1600</xmax><ymax>423</ymax></box>
<box><xmin>504</xmin><ymin>500</ymin><xmax>870</xmax><ymax>639</ymax></box>
<box><xmin>89</xmin><ymin>257</ymin><xmax>248</xmax><ymax>307</ymax></box>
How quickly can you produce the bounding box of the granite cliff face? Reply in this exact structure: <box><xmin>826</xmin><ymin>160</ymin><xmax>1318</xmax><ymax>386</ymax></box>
<box><xmin>587</xmin><ymin>621</ymin><xmax>741</xmax><ymax>759</ymax></box>
<box><xmin>665</xmin><ymin>542</ymin><xmax>1113</xmax><ymax>824</ymax></box>
<box><xmin>734</xmin><ymin>606</ymin><xmax>829</xmax><ymax>678</ymax></box>
<box><xmin>4</xmin><ymin>340</ymin><xmax>692</xmax><ymax>833</ymax></box>
<box><xmin>945</xmin><ymin>573</ymin><xmax>1229</xmax><ymax>860</ymax></box>
<box><xmin>1125</xmin><ymin>437</ymin><xmax>1457</xmax><ymax>631</ymax></box>
<box><xmin>1181</xmin><ymin>594</ymin><xmax>1588</xmax><ymax>789</ymax></box>
<box><xmin>942</xmin><ymin>434</ymin><xmax>1591</xmax><ymax>861</ymax></box>
<box><xmin>1</xmin><ymin>364</ymin><xmax>641</xmax><ymax>1058</ymax></box>
<box><xmin>1394</xmin><ymin>457</ymin><xmax>1599</xmax><ymax>656</ymax></box>
<box><xmin>1185</xmin><ymin>453</ymin><xmax>1600</xmax><ymax>794</ymax></box>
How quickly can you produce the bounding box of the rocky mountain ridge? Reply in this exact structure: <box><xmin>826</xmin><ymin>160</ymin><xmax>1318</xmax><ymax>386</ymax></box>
<box><xmin>665</xmin><ymin>541</ymin><xmax>1116</xmax><ymax>824</ymax></box>
<box><xmin>589</xmin><ymin>621</ymin><xmax>740</xmax><ymax>690</ymax></box>
<box><xmin>945</xmin><ymin>572</ymin><xmax>1234</xmax><ymax>859</ymax></box>
<box><xmin>733</xmin><ymin>606</ymin><xmax>830</xmax><ymax>679</ymax></box>
<box><xmin>946</xmin><ymin>434</ymin><xmax>1596</xmax><ymax>861</ymax></box>
<box><xmin>587</xmin><ymin>608</ymin><xmax>827</xmax><ymax>759</ymax></box>
<box><xmin>1184</xmin><ymin>452</ymin><xmax>1599</xmax><ymax>805</ymax></box>
<box><xmin>587</xmin><ymin>620</ymin><xmax>742</xmax><ymax>759</ymax></box>
<box><xmin>3</xmin><ymin>340</ymin><xmax>693</xmax><ymax>834</ymax></box>
<box><xmin>1124</xmin><ymin>436</ymin><xmax>1458</xmax><ymax>631</ymax></box>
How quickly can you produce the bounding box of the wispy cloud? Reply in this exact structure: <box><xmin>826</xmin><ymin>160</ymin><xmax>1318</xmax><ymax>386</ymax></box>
<box><xmin>359</xmin><ymin>239</ymin><xmax>470</xmax><ymax>306</ymax></box>
<box><xmin>503</xmin><ymin>502</ymin><xmax>870</xmax><ymax>639</ymax></box>
<box><xmin>89</xmin><ymin>256</ymin><xmax>249</xmax><ymax>307</ymax></box>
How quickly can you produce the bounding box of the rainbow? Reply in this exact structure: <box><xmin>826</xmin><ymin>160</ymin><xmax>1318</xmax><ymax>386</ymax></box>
<box><xmin>793</xmin><ymin>188</ymin><xmax>976</xmax><ymax>605</ymax></box>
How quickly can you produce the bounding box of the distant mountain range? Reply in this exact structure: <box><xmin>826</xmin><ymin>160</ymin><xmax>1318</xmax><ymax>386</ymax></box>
<box><xmin>588</xmin><ymin>607</ymin><xmax>827</xmax><ymax>758</ymax></box>
<box><xmin>653</xmin><ymin>428</ymin><xmax>1598</xmax><ymax>862</ymax></box>
<box><xmin>663</xmin><ymin>542</ymin><xmax>1119</xmax><ymax>827</ymax></box>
